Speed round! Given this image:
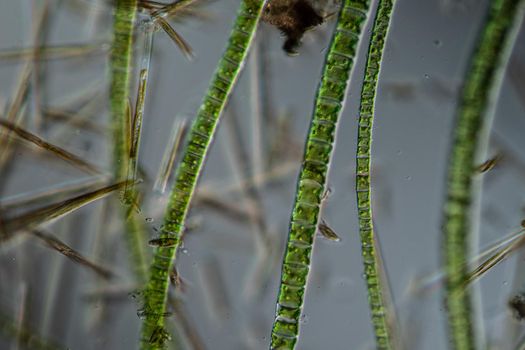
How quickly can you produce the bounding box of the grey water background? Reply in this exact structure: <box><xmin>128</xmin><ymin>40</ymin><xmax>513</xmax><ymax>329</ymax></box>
<box><xmin>0</xmin><ymin>0</ymin><xmax>524</xmax><ymax>349</ymax></box>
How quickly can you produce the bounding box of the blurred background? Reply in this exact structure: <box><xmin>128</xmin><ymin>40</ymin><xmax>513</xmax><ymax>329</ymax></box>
<box><xmin>0</xmin><ymin>0</ymin><xmax>524</xmax><ymax>349</ymax></box>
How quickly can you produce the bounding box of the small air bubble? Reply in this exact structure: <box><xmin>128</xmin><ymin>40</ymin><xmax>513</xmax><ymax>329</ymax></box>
<box><xmin>424</xmin><ymin>74</ymin><xmax>430</xmax><ymax>79</ymax></box>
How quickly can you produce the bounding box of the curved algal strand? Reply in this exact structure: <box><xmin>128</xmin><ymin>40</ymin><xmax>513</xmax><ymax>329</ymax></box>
<box><xmin>270</xmin><ymin>1</ymin><xmax>371</xmax><ymax>348</ymax></box>
<box><xmin>110</xmin><ymin>0</ymin><xmax>149</xmax><ymax>282</ymax></box>
<box><xmin>354</xmin><ymin>0</ymin><xmax>395</xmax><ymax>349</ymax></box>
<box><xmin>140</xmin><ymin>1</ymin><xmax>267</xmax><ymax>348</ymax></box>
<box><xmin>442</xmin><ymin>0</ymin><xmax>524</xmax><ymax>349</ymax></box>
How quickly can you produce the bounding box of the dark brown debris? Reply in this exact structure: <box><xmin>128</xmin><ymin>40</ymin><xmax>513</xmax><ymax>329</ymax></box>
<box><xmin>509</xmin><ymin>293</ymin><xmax>525</xmax><ymax>321</ymax></box>
<box><xmin>262</xmin><ymin>0</ymin><xmax>324</xmax><ymax>55</ymax></box>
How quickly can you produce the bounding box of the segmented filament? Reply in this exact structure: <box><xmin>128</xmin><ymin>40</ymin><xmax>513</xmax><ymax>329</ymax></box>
<box><xmin>270</xmin><ymin>1</ymin><xmax>371</xmax><ymax>348</ymax></box>
<box><xmin>140</xmin><ymin>1</ymin><xmax>267</xmax><ymax>348</ymax></box>
<box><xmin>354</xmin><ymin>0</ymin><xmax>395</xmax><ymax>349</ymax></box>
<box><xmin>442</xmin><ymin>0</ymin><xmax>525</xmax><ymax>349</ymax></box>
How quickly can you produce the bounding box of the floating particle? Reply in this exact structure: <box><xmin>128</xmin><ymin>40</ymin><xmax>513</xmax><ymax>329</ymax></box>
<box><xmin>321</xmin><ymin>186</ymin><xmax>332</xmax><ymax>201</ymax></box>
<box><xmin>149</xmin><ymin>326</ymin><xmax>172</xmax><ymax>346</ymax></box>
<box><xmin>169</xmin><ymin>268</ymin><xmax>178</xmax><ymax>286</ymax></box>
<box><xmin>509</xmin><ymin>293</ymin><xmax>525</xmax><ymax>321</ymax></box>
<box><xmin>129</xmin><ymin>290</ymin><xmax>143</xmax><ymax>300</ymax></box>
<box><xmin>169</xmin><ymin>265</ymin><xmax>186</xmax><ymax>292</ymax></box>
<box><xmin>137</xmin><ymin>307</ymin><xmax>172</xmax><ymax>320</ymax></box>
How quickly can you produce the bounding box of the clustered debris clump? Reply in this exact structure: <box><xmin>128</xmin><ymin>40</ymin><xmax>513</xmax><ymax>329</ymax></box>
<box><xmin>262</xmin><ymin>0</ymin><xmax>329</xmax><ymax>55</ymax></box>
